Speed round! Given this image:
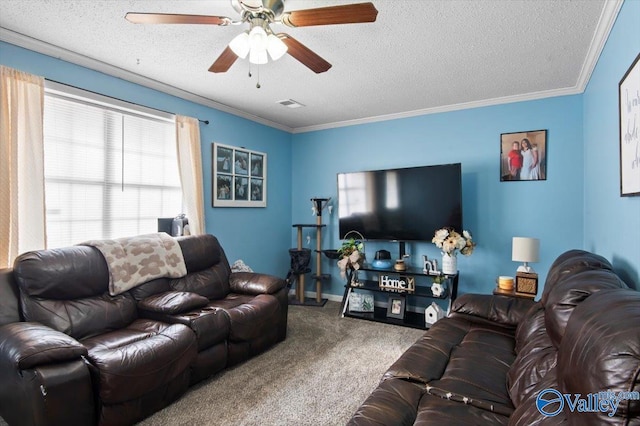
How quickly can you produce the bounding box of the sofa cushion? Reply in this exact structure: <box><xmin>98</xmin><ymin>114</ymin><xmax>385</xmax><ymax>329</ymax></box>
<box><xmin>508</xmin><ymin>305</ymin><xmax>557</xmax><ymax>406</ymax></box>
<box><xmin>558</xmin><ymin>288</ymin><xmax>640</xmax><ymax>422</ymax></box>
<box><xmin>171</xmin><ymin>265</ymin><xmax>231</xmax><ymax>300</ymax></box>
<box><xmin>451</xmin><ymin>293</ymin><xmax>535</xmax><ymax>328</ymax></box>
<box><xmin>384</xmin><ymin>315</ymin><xmax>517</xmax><ymax>411</ymax></box>
<box><xmin>541</xmin><ymin>250</ymin><xmax>613</xmax><ymax>305</ymax></box>
<box><xmin>347</xmin><ymin>378</ymin><xmax>424</xmax><ymax>426</ymax></box>
<box><xmin>508</xmin><ymin>367</ymin><xmax>567</xmax><ymax>426</ymax></box>
<box><xmin>138</xmin><ymin>291</ymin><xmax>209</xmax><ymax>314</ymax></box>
<box><xmin>208</xmin><ymin>294</ymin><xmax>281</xmax><ymax>342</ymax></box>
<box><xmin>21</xmin><ymin>292</ymin><xmax>137</xmax><ymax>341</ymax></box>
<box><xmin>513</xmin><ymin>302</ymin><xmax>543</xmax><ymax>354</ymax></box>
<box><xmin>81</xmin><ymin>319</ymin><xmax>196</xmax><ymax>404</ymax></box>
<box><xmin>542</xmin><ymin>269</ymin><xmax>627</xmax><ymax>347</ymax></box>
<box><xmin>14</xmin><ymin>246</ymin><xmax>109</xmax><ymax>299</ymax></box>
<box><xmin>415</xmin><ymin>393</ymin><xmax>510</xmax><ymax>426</ymax></box>
<box><xmin>177</xmin><ymin>234</ymin><xmax>224</xmax><ymax>273</ymax></box>
<box><xmin>141</xmin><ymin>306</ymin><xmax>230</xmax><ymax>351</ymax></box>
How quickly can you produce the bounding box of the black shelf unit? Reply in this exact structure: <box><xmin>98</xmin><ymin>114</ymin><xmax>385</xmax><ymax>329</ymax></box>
<box><xmin>340</xmin><ymin>265</ymin><xmax>458</xmax><ymax>330</ymax></box>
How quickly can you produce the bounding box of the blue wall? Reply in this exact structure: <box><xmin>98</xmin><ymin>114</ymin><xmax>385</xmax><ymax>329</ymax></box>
<box><xmin>0</xmin><ymin>41</ymin><xmax>293</xmax><ymax>276</ymax></box>
<box><xmin>583</xmin><ymin>0</ymin><xmax>640</xmax><ymax>289</ymax></box>
<box><xmin>292</xmin><ymin>96</ymin><xmax>584</xmax><ymax>297</ymax></box>
<box><xmin>2</xmin><ymin>0</ymin><xmax>638</xmax><ymax>296</ymax></box>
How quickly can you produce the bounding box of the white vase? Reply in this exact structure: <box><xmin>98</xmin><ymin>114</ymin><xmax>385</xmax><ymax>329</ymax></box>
<box><xmin>442</xmin><ymin>253</ymin><xmax>457</xmax><ymax>275</ymax></box>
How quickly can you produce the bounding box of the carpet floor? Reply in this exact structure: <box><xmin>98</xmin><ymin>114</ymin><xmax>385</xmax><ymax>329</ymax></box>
<box><xmin>0</xmin><ymin>302</ymin><xmax>425</xmax><ymax>426</ymax></box>
<box><xmin>140</xmin><ymin>301</ymin><xmax>424</xmax><ymax>425</ymax></box>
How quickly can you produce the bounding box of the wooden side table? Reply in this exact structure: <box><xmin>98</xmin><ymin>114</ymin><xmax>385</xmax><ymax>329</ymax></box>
<box><xmin>493</xmin><ymin>287</ymin><xmax>536</xmax><ymax>300</ymax></box>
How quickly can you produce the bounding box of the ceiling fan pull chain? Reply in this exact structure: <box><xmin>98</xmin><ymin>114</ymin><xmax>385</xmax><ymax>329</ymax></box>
<box><xmin>256</xmin><ymin>65</ymin><xmax>261</xmax><ymax>89</ymax></box>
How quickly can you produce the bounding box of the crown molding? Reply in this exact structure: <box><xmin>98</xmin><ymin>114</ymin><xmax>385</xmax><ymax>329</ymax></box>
<box><xmin>0</xmin><ymin>28</ymin><xmax>293</xmax><ymax>133</ymax></box>
<box><xmin>292</xmin><ymin>86</ymin><xmax>581</xmax><ymax>134</ymax></box>
<box><xmin>574</xmin><ymin>0</ymin><xmax>624</xmax><ymax>91</ymax></box>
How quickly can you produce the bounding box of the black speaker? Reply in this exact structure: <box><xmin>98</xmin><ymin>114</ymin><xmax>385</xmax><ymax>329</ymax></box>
<box><xmin>157</xmin><ymin>218</ymin><xmax>173</xmax><ymax>234</ymax></box>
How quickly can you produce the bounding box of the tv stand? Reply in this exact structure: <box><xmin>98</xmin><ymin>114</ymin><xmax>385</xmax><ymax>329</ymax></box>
<box><xmin>340</xmin><ymin>265</ymin><xmax>458</xmax><ymax>330</ymax></box>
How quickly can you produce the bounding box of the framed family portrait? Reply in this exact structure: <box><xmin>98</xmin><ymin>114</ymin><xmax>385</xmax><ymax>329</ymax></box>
<box><xmin>500</xmin><ymin>130</ymin><xmax>547</xmax><ymax>182</ymax></box>
<box><xmin>619</xmin><ymin>52</ymin><xmax>640</xmax><ymax>196</ymax></box>
<box><xmin>212</xmin><ymin>143</ymin><xmax>266</xmax><ymax>207</ymax></box>
<box><xmin>386</xmin><ymin>295</ymin><xmax>406</xmax><ymax>320</ymax></box>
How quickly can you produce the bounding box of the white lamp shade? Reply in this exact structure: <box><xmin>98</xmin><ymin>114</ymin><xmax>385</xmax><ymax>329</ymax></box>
<box><xmin>512</xmin><ymin>237</ymin><xmax>540</xmax><ymax>262</ymax></box>
<box><xmin>249</xmin><ymin>48</ymin><xmax>268</xmax><ymax>65</ymax></box>
<box><xmin>229</xmin><ymin>32</ymin><xmax>250</xmax><ymax>59</ymax></box>
<box><xmin>267</xmin><ymin>34</ymin><xmax>288</xmax><ymax>61</ymax></box>
<box><xmin>249</xmin><ymin>26</ymin><xmax>268</xmax><ymax>51</ymax></box>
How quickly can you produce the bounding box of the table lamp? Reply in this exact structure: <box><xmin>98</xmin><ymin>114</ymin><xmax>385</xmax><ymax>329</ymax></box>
<box><xmin>512</xmin><ymin>237</ymin><xmax>540</xmax><ymax>298</ymax></box>
<box><xmin>512</xmin><ymin>237</ymin><xmax>540</xmax><ymax>273</ymax></box>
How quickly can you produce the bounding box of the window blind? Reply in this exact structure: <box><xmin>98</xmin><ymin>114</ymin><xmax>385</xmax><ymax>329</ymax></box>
<box><xmin>43</xmin><ymin>92</ymin><xmax>181</xmax><ymax>248</ymax></box>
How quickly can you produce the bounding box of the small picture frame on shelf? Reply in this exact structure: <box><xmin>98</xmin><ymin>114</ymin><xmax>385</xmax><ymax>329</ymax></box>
<box><xmin>386</xmin><ymin>295</ymin><xmax>406</xmax><ymax>319</ymax></box>
<box><xmin>348</xmin><ymin>291</ymin><xmax>375</xmax><ymax>313</ymax></box>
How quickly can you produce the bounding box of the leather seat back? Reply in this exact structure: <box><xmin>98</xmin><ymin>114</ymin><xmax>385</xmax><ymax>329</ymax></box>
<box><xmin>0</xmin><ymin>269</ymin><xmax>21</xmax><ymax>325</ymax></box>
<box><xmin>558</xmin><ymin>288</ymin><xmax>640</xmax><ymax>422</ymax></box>
<box><xmin>13</xmin><ymin>246</ymin><xmax>136</xmax><ymax>340</ymax></box>
<box><xmin>170</xmin><ymin>234</ymin><xmax>232</xmax><ymax>300</ymax></box>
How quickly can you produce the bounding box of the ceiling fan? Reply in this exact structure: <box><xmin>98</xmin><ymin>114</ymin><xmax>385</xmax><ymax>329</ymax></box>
<box><xmin>125</xmin><ymin>0</ymin><xmax>378</xmax><ymax>74</ymax></box>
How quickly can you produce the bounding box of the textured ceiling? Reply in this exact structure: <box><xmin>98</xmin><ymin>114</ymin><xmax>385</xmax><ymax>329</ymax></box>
<box><xmin>0</xmin><ymin>0</ymin><xmax>618</xmax><ymax>132</ymax></box>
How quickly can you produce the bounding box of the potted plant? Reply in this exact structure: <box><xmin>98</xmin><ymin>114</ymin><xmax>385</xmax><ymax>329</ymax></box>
<box><xmin>337</xmin><ymin>237</ymin><xmax>365</xmax><ymax>284</ymax></box>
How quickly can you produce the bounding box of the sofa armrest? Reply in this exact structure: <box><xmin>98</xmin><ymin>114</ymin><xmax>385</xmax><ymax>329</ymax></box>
<box><xmin>0</xmin><ymin>322</ymin><xmax>87</xmax><ymax>369</ymax></box>
<box><xmin>450</xmin><ymin>294</ymin><xmax>536</xmax><ymax>327</ymax></box>
<box><xmin>0</xmin><ymin>322</ymin><xmax>94</xmax><ymax>426</ymax></box>
<box><xmin>138</xmin><ymin>291</ymin><xmax>210</xmax><ymax>315</ymax></box>
<box><xmin>229</xmin><ymin>272</ymin><xmax>286</xmax><ymax>295</ymax></box>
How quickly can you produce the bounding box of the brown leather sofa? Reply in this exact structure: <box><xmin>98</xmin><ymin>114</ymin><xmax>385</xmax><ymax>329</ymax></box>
<box><xmin>0</xmin><ymin>234</ymin><xmax>288</xmax><ymax>426</ymax></box>
<box><xmin>348</xmin><ymin>249</ymin><xmax>640</xmax><ymax>425</ymax></box>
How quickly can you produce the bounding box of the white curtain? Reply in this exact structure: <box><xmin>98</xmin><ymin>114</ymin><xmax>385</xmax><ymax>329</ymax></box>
<box><xmin>175</xmin><ymin>115</ymin><xmax>205</xmax><ymax>235</ymax></box>
<box><xmin>0</xmin><ymin>66</ymin><xmax>46</xmax><ymax>267</ymax></box>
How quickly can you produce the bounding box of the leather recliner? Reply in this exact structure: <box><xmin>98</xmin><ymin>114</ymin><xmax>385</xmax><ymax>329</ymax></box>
<box><xmin>0</xmin><ymin>234</ymin><xmax>288</xmax><ymax>426</ymax></box>
<box><xmin>348</xmin><ymin>250</ymin><xmax>639</xmax><ymax>425</ymax></box>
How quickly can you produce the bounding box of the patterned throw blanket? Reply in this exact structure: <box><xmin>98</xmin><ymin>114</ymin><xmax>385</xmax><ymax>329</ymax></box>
<box><xmin>82</xmin><ymin>233</ymin><xmax>187</xmax><ymax>296</ymax></box>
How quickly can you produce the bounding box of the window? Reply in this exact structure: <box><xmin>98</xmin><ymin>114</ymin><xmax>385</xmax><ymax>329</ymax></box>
<box><xmin>43</xmin><ymin>85</ymin><xmax>181</xmax><ymax>248</ymax></box>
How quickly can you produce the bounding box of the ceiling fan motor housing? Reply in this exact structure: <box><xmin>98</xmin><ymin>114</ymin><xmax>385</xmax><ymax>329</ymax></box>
<box><xmin>231</xmin><ymin>0</ymin><xmax>285</xmax><ymax>19</ymax></box>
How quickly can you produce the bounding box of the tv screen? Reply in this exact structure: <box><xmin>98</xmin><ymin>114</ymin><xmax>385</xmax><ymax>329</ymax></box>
<box><xmin>337</xmin><ymin>163</ymin><xmax>462</xmax><ymax>241</ymax></box>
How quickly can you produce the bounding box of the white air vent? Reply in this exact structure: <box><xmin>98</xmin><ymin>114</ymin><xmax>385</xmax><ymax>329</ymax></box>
<box><xmin>277</xmin><ymin>99</ymin><xmax>305</xmax><ymax>108</ymax></box>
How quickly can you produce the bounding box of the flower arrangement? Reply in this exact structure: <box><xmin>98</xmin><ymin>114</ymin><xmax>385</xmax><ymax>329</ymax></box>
<box><xmin>432</xmin><ymin>228</ymin><xmax>475</xmax><ymax>257</ymax></box>
<box><xmin>337</xmin><ymin>238</ymin><xmax>364</xmax><ymax>279</ymax></box>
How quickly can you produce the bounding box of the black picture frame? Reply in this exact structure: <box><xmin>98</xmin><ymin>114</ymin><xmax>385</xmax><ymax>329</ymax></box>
<box><xmin>386</xmin><ymin>295</ymin><xmax>406</xmax><ymax>319</ymax></box>
<box><xmin>500</xmin><ymin>130</ymin><xmax>547</xmax><ymax>182</ymax></box>
<box><xmin>212</xmin><ymin>142</ymin><xmax>267</xmax><ymax>207</ymax></box>
<box><xmin>619</xmin><ymin>52</ymin><xmax>640</xmax><ymax>197</ymax></box>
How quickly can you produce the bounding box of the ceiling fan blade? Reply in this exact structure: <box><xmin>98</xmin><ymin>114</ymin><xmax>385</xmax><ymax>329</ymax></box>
<box><xmin>278</xmin><ymin>34</ymin><xmax>332</xmax><ymax>74</ymax></box>
<box><xmin>281</xmin><ymin>2</ymin><xmax>378</xmax><ymax>27</ymax></box>
<box><xmin>208</xmin><ymin>47</ymin><xmax>238</xmax><ymax>73</ymax></box>
<box><xmin>125</xmin><ymin>13</ymin><xmax>231</xmax><ymax>26</ymax></box>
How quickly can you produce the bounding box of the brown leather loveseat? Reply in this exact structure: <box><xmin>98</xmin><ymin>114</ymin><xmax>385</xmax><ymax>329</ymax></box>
<box><xmin>348</xmin><ymin>249</ymin><xmax>639</xmax><ymax>425</ymax></box>
<box><xmin>0</xmin><ymin>234</ymin><xmax>288</xmax><ymax>426</ymax></box>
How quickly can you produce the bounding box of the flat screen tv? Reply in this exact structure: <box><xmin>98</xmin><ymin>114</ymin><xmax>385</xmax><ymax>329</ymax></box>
<box><xmin>337</xmin><ymin>163</ymin><xmax>462</xmax><ymax>241</ymax></box>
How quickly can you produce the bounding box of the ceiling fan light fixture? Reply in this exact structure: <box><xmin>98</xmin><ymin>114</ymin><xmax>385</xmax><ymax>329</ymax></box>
<box><xmin>249</xmin><ymin>25</ymin><xmax>268</xmax><ymax>51</ymax></box>
<box><xmin>249</xmin><ymin>47</ymin><xmax>268</xmax><ymax>65</ymax></box>
<box><xmin>229</xmin><ymin>31</ymin><xmax>250</xmax><ymax>58</ymax></box>
<box><xmin>267</xmin><ymin>33</ymin><xmax>288</xmax><ymax>61</ymax></box>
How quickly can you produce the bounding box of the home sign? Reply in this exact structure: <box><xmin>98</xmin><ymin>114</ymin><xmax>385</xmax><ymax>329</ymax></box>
<box><xmin>379</xmin><ymin>275</ymin><xmax>415</xmax><ymax>293</ymax></box>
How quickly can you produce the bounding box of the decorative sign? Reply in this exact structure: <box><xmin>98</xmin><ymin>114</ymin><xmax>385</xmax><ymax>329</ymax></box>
<box><xmin>619</xmin><ymin>53</ymin><xmax>640</xmax><ymax>196</ymax></box>
<box><xmin>379</xmin><ymin>275</ymin><xmax>415</xmax><ymax>293</ymax></box>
